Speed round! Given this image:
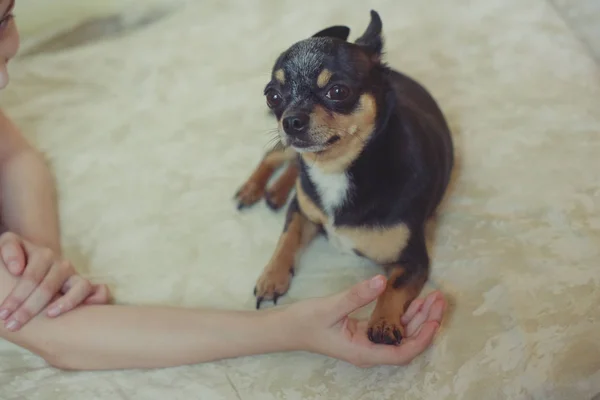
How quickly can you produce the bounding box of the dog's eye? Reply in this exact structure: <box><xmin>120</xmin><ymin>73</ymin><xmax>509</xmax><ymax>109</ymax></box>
<box><xmin>326</xmin><ymin>85</ymin><xmax>351</xmax><ymax>101</ymax></box>
<box><xmin>265</xmin><ymin>90</ymin><xmax>283</xmax><ymax>109</ymax></box>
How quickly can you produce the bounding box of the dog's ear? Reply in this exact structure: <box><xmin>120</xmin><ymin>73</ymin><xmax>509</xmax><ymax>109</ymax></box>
<box><xmin>355</xmin><ymin>10</ymin><xmax>383</xmax><ymax>60</ymax></box>
<box><xmin>312</xmin><ymin>25</ymin><xmax>351</xmax><ymax>41</ymax></box>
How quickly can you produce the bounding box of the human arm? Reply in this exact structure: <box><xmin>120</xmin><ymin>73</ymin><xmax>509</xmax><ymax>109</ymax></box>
<box><xmin>0</xmin><ymin>260</ymin><xmax>298</xmax><ymax>370</ymax></box>
<box><xmin>1</xmin><ymin>261</ymin><xmax>444</xmax><ymax>371</ymax></box>
<box><xmin>0</xmin><ymin>111</ymin><xmax>110</xmax><ymax>327</ymax></box>
<box><xmin>0</xmin><ymin>109</ymin><xmax>61</xmax><ymax>254</ymax></box>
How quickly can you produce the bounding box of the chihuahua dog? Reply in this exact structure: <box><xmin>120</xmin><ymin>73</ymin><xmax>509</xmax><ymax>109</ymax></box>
<box><xmin>235</xmin><ymin>10</ymin><xmax>454</xmax><ymax>345</ymax></box>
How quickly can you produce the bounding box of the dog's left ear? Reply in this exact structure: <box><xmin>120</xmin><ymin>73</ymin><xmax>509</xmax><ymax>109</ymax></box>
<box><xmin>312</xmin><ymin>25</ymin><xmax>351</xmax><ymax>41</ymax></box>
<box><xmin>355</xmin><ymin>10</ymin><xmax>383</xmax><ymax>60</ymax></box>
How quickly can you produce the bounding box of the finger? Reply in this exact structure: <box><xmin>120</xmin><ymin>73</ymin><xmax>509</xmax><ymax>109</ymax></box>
<box><xmin>428</xmin><ymin>299</ymin><xmax>445</xmax><ymax>324</ymax></box>
<box><xmin>401</xmin><ymin>290</ymin><xmax>444</xmax><ymax>326</ymax></box>
<box><xmin>406</xmin><ymin>292</ymin><xmax>439</xmax><ymax>336</ymax></box>
<box><xmin>4</xmin><ymin>260</ymin><xmax>68</xmax><ymax>331</ymax></box>
<box><xmin>421</xmin><ymin>291</ymin><xmax>442</xmax><ymax>315</ymax></box>
<box><xmin>400</xmin><ymin>297</ymin><xmax>425</xmax><ymax>325</ymax></box>
<box><xmin>83</xmin><ymin>284</ymin><xmax>111</xmax><ymax>305</ymax></box>
<box><xmin>56</xmin><ymin>276</ymin><xmax>108</xmax><ymax>306</ymax></box>
<box><xmin>0</xmin><ymin>236</ymin><xmax>26</xmax><ymax>276</ymax></box>
<box><xmin>46</xmin><ymin>275</ymin><xmax>93</xmax><ymax>317</ymax></box>
<box><xmin>0</xmin><ymin>249</ymin><xmax>53</xmax><ymax>321</ymax></box>
<box><xmin>405</xmin><ymin>307</ymin><xmax>429</xmax><ymax>337</ymax></box>
<box><xmin>329</xmin><ymin>275</ymin><xmax>386</xmax><ymax>321</ymax></box>
<box><xmin>372</xmin><ymin>320</ymin><xmax>440</xmax><ymax>366</ymax></box>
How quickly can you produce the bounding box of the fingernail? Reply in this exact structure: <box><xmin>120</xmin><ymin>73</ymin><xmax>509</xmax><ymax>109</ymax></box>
<box><xmin>47</xmin><ymin>305</ymin><xmax>61</xmax><ymax>317</ymax></box>
<box><xmin>8</xmin><ymin>260</ymin><xmax>20</xmax><ymax>270</ymax></box>
<box><xmin>369</xmin><ymin>276</ymin><xmax>384</xmax><ymax>289</ymax></box>
<box><xmin>5</xmin><ymin>319</ymin><xmax>18</xmax><ymax>331</ymax></box>
<box><xmin>0</xmin><ymin>309</ymin><xmax>9</xmax><ymax>320</ymax></box>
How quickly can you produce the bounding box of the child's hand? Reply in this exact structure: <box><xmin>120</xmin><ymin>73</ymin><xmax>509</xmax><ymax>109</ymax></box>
<box><xmin>0</xmin><ymin>232</ymin><xmax>110</xmax><ymax>331</ymax></box>
<box><xmin>287</xmin><ymin>275</ymin><xmax>445</xmax><ymax>367</ymax></box>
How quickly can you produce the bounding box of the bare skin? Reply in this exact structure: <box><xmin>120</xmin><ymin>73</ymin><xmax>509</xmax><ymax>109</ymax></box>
<box><xmin>0</xmin><ymin>0</ymin><xmax>109</xmax><ymax>331</ymax></box>
<box><xmin>0</xmin><ymin>263</ymin><xmax>444</xmax><ymax>370</ymax></box>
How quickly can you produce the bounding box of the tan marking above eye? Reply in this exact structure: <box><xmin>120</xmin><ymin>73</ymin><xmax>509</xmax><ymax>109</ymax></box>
<box><xmin>317</xmin><ymin>69</ymin><xmax>333</xmax><ymax>88</ymax></box>
<box><xmin>275</xmin><ymin>69</ymin><xmax>285</xmax><ymax>84</ymax></box>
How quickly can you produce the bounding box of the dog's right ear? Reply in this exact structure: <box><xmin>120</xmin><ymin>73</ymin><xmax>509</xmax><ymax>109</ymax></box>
<box><xmin>312</xmin><ymin>25</ymin><xmax>351</xmax><ymax>41</ymax></box>
<box><xmin>355</xmin><ymin>10</ymin><xmax>383</xmax><ymax>61</ymax></box>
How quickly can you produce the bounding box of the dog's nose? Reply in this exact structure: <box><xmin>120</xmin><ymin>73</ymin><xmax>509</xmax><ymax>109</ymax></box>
<box><xmin>282</xmin><ymin>113</ymin><xmax>309</xmax><ymax>135</ymax></box>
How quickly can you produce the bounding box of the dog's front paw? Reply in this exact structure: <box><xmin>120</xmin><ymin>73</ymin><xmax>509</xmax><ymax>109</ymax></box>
<box><xmin>264</xmin><ymin>187</ymin><xmax>289</xmax><ymax>210</ymax></box>
<box><xmin>234</xmin><ymin>180</ymin><xmax>264</xmax><ymax>210</ymax></box>
<box><xmin>367</xmin><ymin>315</ymin><xmax>405</xmax><ymax>345</ymax></box>
<box><xmin>254</xmin><ymin>265</ymin><xmax>294</xmax><ymax>309</ymax></box>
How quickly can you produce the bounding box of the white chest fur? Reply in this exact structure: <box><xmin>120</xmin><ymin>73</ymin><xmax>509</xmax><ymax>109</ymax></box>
<box><xmin>306</xmin><ymin>164</ymin><xmax>350</xmax><ymax>216</ymax></box>
<box><xmin>306</xmin><ymin>165</ymin><xmax>355</xmax><ymax>254</ymax></box>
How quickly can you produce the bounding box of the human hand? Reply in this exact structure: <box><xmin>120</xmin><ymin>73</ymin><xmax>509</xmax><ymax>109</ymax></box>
<box><xmin>0</xmin><ymin>232</ymin><xmax>111</xmax><ymax>331</ymax></box>
<box><xmin>287</xmin><ymin>275</ymin><xmax>445</xmax><ymax>367</ymax></box>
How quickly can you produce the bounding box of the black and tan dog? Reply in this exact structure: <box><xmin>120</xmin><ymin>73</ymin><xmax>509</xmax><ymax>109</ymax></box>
<box><xmin>235</xmin><ymin>10</ymin><xmax>453</xmax><ymax>345</ymax></box>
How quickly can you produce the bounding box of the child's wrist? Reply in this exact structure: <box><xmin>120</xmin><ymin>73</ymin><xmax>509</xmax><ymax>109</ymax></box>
<box><xmin>273</xmin><ymin>303</ymin><xmax>318</xmax><ymax>353</ymax></box>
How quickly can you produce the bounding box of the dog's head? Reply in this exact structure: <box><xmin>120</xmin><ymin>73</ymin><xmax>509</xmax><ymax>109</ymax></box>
<box><xmin>264</xmin><ymin>10</ymin><xmax>385</xmax><ymax>158</ymax></box>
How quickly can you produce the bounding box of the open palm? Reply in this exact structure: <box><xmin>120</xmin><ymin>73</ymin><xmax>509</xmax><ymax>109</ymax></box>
<box><xmin>293</xmin><ymin>276</ymin><xmax>446</xmax><ymax>368</ymax></box>
<box><xmin>341</xmin><ymin>290</ymin><xmax>445</xmax><ymax>367</ymax></box>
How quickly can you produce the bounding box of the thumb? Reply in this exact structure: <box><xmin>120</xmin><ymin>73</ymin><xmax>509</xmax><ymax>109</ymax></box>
<box><xmin>328</xmin><ymin>275</ymin><xmax>387</xmax><ymax>322</ymax></box>
<box><xmin>0</xmin><ymin>235</ymin><xmax>26</xmax><ymax>276</ymax></box>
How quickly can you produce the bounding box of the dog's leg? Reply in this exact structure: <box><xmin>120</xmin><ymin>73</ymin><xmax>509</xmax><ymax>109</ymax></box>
<box><xmin>367</xmin><ymin>230</ymin><xmax>429</xmax><ymax>345</ymax></box>
<box><xmin>234</xmin><ymin>143</ymin><xmax>296</xmax><ymax>209</ymax></box>
<box><xmin>264</xmin><ymin>162</ymin><xmax>299</xmax><ymax>210</ymax></box>
<box><xmin>254</xmin><ymin>196</ymin><xmax>319</xmax><ymax>308</ymax></box>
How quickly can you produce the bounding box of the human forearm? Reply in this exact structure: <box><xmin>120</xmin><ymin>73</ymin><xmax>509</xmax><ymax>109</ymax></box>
<box><xmin>0</xmin><ymin>266</ymin><xmax>298</xmax><ymax>370</ymax></box>
<box><xmin>34</xmin><ymin>304</ymin><xmax>295</xmax><ymax>370</ymax></box>
<box><xmin>0</xmin><ymin>148</ymin><xmax>61</xmax><ymax>254</ymax></box>
<box><xmin>1</xmin><ymin>263</ymin><xmax>445</xmax><ymax>370</ymax></box>
<box><xmin>0</xmin><ymin>110</ymin><xmax>61</xmax><ymax>254</ymax></box>
<box><xmin>0</xmin><ymin>112</ymin><xmax>108</xmax><ymax>332</ymax></box>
